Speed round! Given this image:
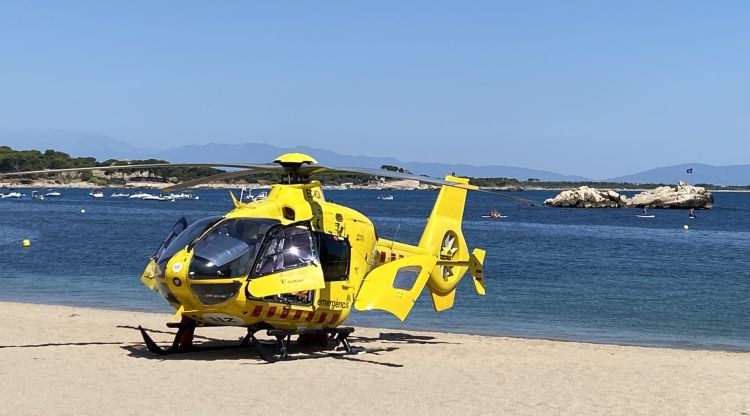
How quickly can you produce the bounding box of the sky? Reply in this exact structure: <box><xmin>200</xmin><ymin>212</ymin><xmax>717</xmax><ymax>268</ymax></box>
<box><xmin>0</xmin><ymin>1</ymin><xmax>749</xmax><ymax>178</ymax></box>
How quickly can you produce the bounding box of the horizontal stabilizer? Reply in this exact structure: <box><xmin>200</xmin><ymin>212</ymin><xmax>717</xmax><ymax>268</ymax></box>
<box><xmin>429</xmin><ymin>288</ymin><xmax>456</xmax><ymax>312</ymax></box>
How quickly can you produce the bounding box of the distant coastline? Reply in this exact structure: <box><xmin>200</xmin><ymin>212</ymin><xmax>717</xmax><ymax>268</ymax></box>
<box><xmin>2</xmin><ymin>178</ymin><xmax>749</xmax><ymax>193</ymax></box>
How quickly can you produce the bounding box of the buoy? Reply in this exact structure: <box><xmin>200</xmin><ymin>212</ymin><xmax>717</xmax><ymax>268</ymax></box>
<box><xmin>80</xmin><ymin>209</ymin><xmax>86</xmax><ymax>214</ymax></box>
<box><xmin>683</xmin><ymin>224</ymin><xmax>689</xmax><ymax>230</ymax></box>
<box><xmin>22</xmin><ymin>239</ymin><xmax>31</xmax><ymax>248</ymax></box>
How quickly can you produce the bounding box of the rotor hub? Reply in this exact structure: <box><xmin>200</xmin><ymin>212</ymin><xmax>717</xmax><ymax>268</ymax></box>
<box><xmin>273</xmin><ymin>153</ymin><xmax>319</xmax><ymax>183</ymax></box>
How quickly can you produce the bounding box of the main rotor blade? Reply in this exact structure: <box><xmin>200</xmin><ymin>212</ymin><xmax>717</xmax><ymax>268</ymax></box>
<box><xmin>160</xmin><ymin>167</ymin><xmax>282</xmax><ymax>192</ymax></box>
<box><xmin>471</xmin><ymin>188</ymin><xmax>538</xmax><ymax>206</ymax></box>
<box><xmin>0</xmin><ymin>163</ymin><xmax>280</xmax><ymax>177</ymax></box>
<box><xmin>302</xmin><ymin>166</ymin><xmax>477</xmax><ymax>188</ymax></box>
<box><xmin>303</xmin><ymin>166</ymin><xmax>539</xmax><ymax>205</ymax></box>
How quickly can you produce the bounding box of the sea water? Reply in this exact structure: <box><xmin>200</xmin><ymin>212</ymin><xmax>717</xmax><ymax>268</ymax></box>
<box><xmin>1</xmin><ymin>188</ymin><xmax>748</xmax><ymax>350</ymax></box>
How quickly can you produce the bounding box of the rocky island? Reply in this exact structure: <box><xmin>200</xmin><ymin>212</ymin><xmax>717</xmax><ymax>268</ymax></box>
<box><xmin>544</xmin><ymin>182</ymin><xmax>713</xmax><ymax>209</ymax></box>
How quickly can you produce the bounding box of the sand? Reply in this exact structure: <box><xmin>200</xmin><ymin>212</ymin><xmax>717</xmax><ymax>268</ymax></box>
<box><xmin>0</xmin><ymin>301</ymin><xmax>748</xmax><ymax>416</ymax></box>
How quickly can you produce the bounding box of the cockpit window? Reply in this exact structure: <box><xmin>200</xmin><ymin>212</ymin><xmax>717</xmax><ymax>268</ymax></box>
<box><xmin>189</xmin><ymin>218</ymin><xmax>278</xmax><ymax>280</ymax></box>
<box><xmin>251</xmin><ymin>224</ymin><xmax>317</xmax><ymax>277</ymax></box>
<box><xmin>157</xmin><ymin>216</ymin><xmax>222</xmax><ymax>269</ymax></box>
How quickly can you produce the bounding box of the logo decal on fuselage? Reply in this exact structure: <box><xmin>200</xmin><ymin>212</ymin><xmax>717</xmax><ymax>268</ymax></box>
<box><xmin>317</xmin><ymin>299</ymin><xmax>350</xmax><ymax>310</ymax></box>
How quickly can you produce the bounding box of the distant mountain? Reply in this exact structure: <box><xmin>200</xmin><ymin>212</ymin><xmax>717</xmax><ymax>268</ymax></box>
<box><xmin>607</xmin><ymin>163</ymin><xmax>750</xmax><ymax>186</ymax></box>
<box><xmin>9</xmin><ymin>129</ymin><xmax>747</xmax><ymax>184</ymax></box>
<box><xmin>156</xmin><ymin>143</ymin><xmax>590</xmax><ymax>181</ymax></box>
<box><xmin>0</xmin><ymin>128</ymin><xmax>157</xmax><ymax>160</ymax></box>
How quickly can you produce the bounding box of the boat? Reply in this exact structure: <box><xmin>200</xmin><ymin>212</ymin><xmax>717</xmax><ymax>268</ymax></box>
<box><xmin>31</xmin><ymin>191</ymin><xmax>45</xmax><ymax>200</ymax></box>
<box><xmin>637</xmin><ymin>208</ymin><xmax>654</xmax><ymax>218</ymax></box>
<box><xmin>128</xmin><ymin>192</ymin><xmax>153</xmax><ymax>199</ymax></box>
<box><xmin>44</xmin><ymin>190</ymin><xmax>61</xmax><ymax>198</ymax></box>
<box><xmin>483</xmin><ymin>209</ymin><xmax>506</xmax><ymax>219</ymax></box>
<box><xmin>89</xmin><ymin>189</ymin><xmax>104</xmax><ymax>198</ymax></box>
<box><xmin>378</xmin><ymin>195</ymin><xmax>394</xmax><ymax>200</ymax></box>
<box><xmin>0</xmin><ymin>191</ymin><xmax>24</xmax><ymax>199</ymax></box>
<box><xmin>170</xmin><ymin>192</ymin><xmax>199</xmax><ymax>200</ymax></box>
<box><xmin>111</xmin><ymin>192</ymin><xmax>130</xmax><ymax>198</ymax></box>
<box><xmin>240</xmin><ymin>188</ymin><xmax>267</xmax><ymax>202</ymax></box>
<box><xmin>142</xmin><ymin>194</ymin><xmax>174</xmax><ymax>202</ymax></box>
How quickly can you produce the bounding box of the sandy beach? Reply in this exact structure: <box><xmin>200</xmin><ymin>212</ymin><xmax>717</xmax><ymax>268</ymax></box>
<box><xmin>0</xmin><ymin>302</ymin><xmax>747</xmax><ymax>415</ymax></box>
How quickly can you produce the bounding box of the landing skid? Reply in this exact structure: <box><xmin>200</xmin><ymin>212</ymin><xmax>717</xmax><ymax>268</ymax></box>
<box><xmin>137</xmin><ymin>322</ymin><xmax>365</xmax><ymax>362</ymax></box>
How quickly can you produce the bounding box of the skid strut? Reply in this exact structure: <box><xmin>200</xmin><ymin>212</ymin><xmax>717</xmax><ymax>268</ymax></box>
<box><xmin>267</xmin><ymin>327</ymin><xmax>366</xmax><ymax>360</ymax></box>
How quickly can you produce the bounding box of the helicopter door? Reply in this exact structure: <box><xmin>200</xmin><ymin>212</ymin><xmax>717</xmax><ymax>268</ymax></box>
<box><xmin>354</xmin><ymin>255</ymin><xmax>437</xmax><ymax>321</ymax></box>
<box><xmin>246</xmin><ymin>223</ymin><xmax>325</xmax><ymax>298</ymax></box>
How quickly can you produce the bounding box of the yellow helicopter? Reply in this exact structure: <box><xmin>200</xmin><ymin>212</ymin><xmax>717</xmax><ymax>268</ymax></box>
<box><xmin>1</xmin><ymin>153</ymin><xmax>528</xmax><ymax>359</ymax></box>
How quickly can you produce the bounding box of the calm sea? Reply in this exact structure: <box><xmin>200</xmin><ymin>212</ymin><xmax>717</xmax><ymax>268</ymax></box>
<box><xmin>1</xmin><ymin>188</ymin><xmax>749</xmax><ymax>350</ymax></box>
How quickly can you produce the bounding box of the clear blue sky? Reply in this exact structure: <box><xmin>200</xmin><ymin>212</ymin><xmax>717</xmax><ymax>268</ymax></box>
<box><xmin>1</xmin><ymin>1</ymin><xmax>748</xmax><ymax>178</ymax></box>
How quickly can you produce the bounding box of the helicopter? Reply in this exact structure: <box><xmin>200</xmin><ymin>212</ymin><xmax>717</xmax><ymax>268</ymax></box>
<box><xmin>1</xmin><ymin>153</ymin><xmax>530</xmax><ymax>360</ymax></box>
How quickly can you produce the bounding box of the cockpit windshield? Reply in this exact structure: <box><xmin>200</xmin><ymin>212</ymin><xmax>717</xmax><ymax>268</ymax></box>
<box><xmin>157</xmin><ymin>216</ymin><xmax>222</xmax><ymax>269</ymax></box>
<box><xmin>189</xmin><ymin>218</ymin><xmax>279</xmax><ymax>280</ymax></box>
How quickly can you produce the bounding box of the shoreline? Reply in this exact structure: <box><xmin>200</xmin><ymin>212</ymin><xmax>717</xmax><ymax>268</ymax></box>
<box><xmin>1</xmin><ymin>300</ymin><xmax>748</xmax><ymax>415</ymax></box>
<box><xmin>4</xmin><ymin>298</ymin><xmax>747</xmax><ymax>354</ymax></box>
<box><xmin>3</xmin><ymin>181</ymin><xmax>750</xmax><ymax>193</ymax></box>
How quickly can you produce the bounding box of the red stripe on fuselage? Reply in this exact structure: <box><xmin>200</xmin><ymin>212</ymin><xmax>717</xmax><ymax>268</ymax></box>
<box><xmin>266</xmin><ymin>306</ymin><xmax>277</xmax><ymax>318</ymax></box>
<box><xmin>251</xmin><ymin>305</ymin><xmax>263</xmax><ymax>317</ymax></box>
<box><xmin>317</xmin><ymin>312</ymin><xmax>328</xmax><ymax>323</ymax></box>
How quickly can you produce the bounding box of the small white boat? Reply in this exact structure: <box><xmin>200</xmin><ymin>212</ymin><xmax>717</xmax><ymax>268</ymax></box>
<box><xmin>128</xmin><ymin>192</ymin><xmax>153</xmax><ymax>199</ymax></box>
<box><xmin>378</xmin><ymin>195</ymin><xmax>394</xmax><ymax>200</ymax></box>
<box><xmin>142</xmin><ymin>194</ymin><xmax>174</xmax><ymax>201</ymax></box>
<box><xmin>1</xmin><ymin>191</ymin><xmax>24</xmax><ymax>199</ymax></box>
<box><xmin>31</xmin><ymin>191</ymin><xmax>45</xmax><ymax>200</ymax></box>
<box><xmin>637</xmin><ymin>208</ymin><xmax>654</xmax><ymax>218</ymax></box>
<box><xmin>111</xmin><ymin>192</ymin><xmax>130</xmax><ymax>198</ymax></box>
<box><xmin>44</xmin><ymin>190</ymin><xmax>61</xmax><ymax>198</ymax></box>
<box><xmin>240</xmin><ymin>188</ymin><xmax>267</xmax><ymax>202</ymax></box>
<box><xmin>170</xmin><ymin>192</ymin><xmax>198</xmax><ymax>200</ymax></box>
<box><xmin>89</xmin><ymin>189</ymin><xmax>104</xmax><ymax>198</ymax></box>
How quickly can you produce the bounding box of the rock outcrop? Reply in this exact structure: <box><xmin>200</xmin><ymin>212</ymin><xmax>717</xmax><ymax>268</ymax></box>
<box><xmin>544</xmin><ymin>186</ymin><xmax>628</xmax><ymax>208</ymax></box>
<box><xmin>628</xmin><ymin>182</ymin><xmax>713</xmax><ymax>209</ymax></box>
<box><xmin>544</xmin><ymin>182</ymin><xmax>713</xmax><ymax>209</ymax></box>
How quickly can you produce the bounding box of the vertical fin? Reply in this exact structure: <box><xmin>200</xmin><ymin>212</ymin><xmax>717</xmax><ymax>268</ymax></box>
<box><xmin>429</xmin><ymin>289</ymin><xmax>456</xmax><ymax>312</ymax></box>
<box><xmin>470</xmin><ymin>248</ymin><xmax>486</xmax><ymax>295</ymax></box>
